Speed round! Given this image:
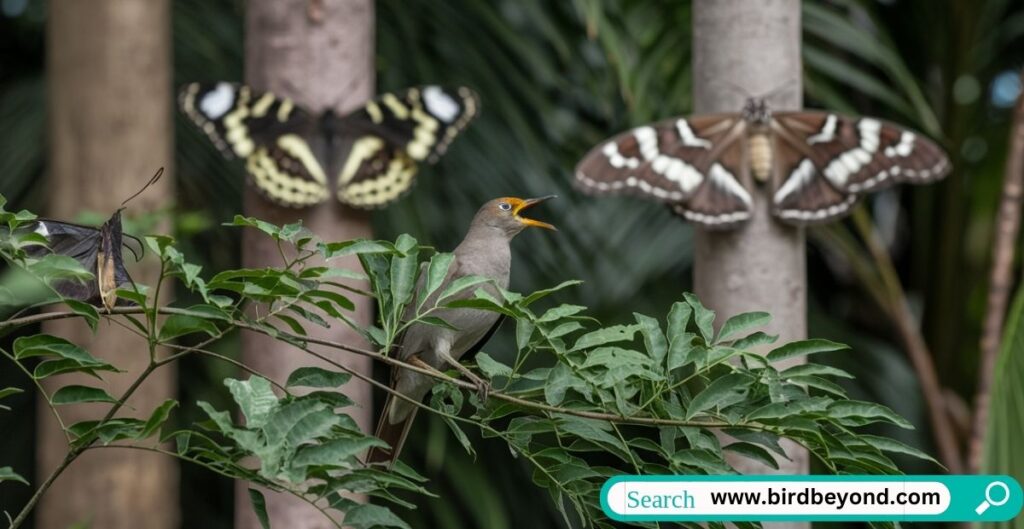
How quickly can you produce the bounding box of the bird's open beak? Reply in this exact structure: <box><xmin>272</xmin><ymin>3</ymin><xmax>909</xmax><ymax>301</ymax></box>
<box><xmin>514</xmin><ymin>195</ymin><xmax>557</xmax><ymax>231</ymax></box>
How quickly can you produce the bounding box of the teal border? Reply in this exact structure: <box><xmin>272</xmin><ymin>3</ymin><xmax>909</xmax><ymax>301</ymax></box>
<box><xmin>599</xmin><ymin>475</ymin><xmax>1023</xmax><ymax>522</ymax></box>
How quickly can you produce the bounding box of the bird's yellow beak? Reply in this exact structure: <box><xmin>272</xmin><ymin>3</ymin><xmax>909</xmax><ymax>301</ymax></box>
<box><xmin>513</xmin><ymin>195</ymin><xmax>557</xmax><ymax>231</ymax></box>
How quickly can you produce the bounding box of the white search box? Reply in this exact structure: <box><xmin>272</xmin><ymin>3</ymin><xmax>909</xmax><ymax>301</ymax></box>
<box><xmin>604</xmin><ymin>480</ymin><xmax>951</xmax><ymax>517</ymax></box>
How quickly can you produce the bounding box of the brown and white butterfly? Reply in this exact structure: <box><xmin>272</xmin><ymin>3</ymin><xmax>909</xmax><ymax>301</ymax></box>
<box><xmin>179</xmin><ymin>83</ymin><xmax>479</xmax><ymax>209</ymax></box>
<box><xmin>574</xmin><ymin>99</ymin><xmax>950</xmax><ymax>228</ymax></box>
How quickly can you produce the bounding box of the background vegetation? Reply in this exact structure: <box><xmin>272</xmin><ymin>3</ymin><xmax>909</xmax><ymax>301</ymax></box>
<box><xmin>1</xmin><ymin>0</ymin><xmax>1023</xmax><ymax>528</ymax></box>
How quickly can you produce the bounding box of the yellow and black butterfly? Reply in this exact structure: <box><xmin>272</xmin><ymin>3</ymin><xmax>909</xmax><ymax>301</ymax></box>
<box><xmin>179</xmin><ymin>83</ymin><xmax>479</xmax><ymax>209</ymax></box>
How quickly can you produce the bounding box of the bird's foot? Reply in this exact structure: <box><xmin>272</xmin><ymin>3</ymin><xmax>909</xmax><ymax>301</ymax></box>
<box><xmin>441</xmin><ymin>355</ymin><xmax>491</xmax><ymax>403</ymax></box>
<box><xmin>471</xmin><ymin>376</ymin><xmax>490</xmax><ymax>404</ymax></box>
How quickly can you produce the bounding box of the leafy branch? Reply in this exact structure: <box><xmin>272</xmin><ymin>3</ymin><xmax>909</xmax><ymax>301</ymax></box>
<box><xmin>0</xmin><ymin>206</ymin><xmax>937</xmax><ymax>529</ymax></box>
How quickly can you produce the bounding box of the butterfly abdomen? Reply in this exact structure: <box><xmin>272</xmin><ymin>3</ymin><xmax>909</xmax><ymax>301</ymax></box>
<box><xmin>749</xmin><ymin>132</ymin><xmax>772</xmax><ymax>183</ymax></box>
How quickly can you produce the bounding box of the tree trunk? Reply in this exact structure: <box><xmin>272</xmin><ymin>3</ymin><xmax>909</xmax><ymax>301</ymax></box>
<box><xmin>691</xmin><ymin>2</ymin><xmax>809</xmax><ymax>528</ymax></box>
<box><xmin>39</xmin><ymin>2</ymin><xmax>176</xmax><ymax>529</ymax></box>
<box><xmin>237</xmin><ymin>1</ymin><xmax>375</xmax><ymax>527</ymax></box>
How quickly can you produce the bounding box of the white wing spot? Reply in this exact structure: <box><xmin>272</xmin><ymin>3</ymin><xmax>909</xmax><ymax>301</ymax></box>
<box><xmin>775</xmin><ymin>158</ymin><xmax>816</xmax><ymax>205</ymax></box>
<box><xmin>34</xmin><ymin>222</ymin><xmax>49</xmax><ymax>237</ymax></box>
<box><xmin>807</xmin><ymin>114</ymin><xmax>838</xmax><ymax>144</ymax></box>
<box><xmin>423</xmin><ymin>86</ymin><xmax>460</xmax><ymax>123</ymax></box>
<box><xmin>200</xmin><ymin>82</ymin><xmax>235</xmax><ymax>119</ymax></box>
<box><xmin>709</xmin><ymin>163</ymin><xmax>751</xmax><ymax>206</ymax></box>
<box><xmin>675</xmin><ymin>119</ymin><xmax>712</xmax><ymax>149</ymax></box>
<box><xmin>634</xmin><ymin>127</ymin><xmax>659</xmax><ymax>160</ymax></box>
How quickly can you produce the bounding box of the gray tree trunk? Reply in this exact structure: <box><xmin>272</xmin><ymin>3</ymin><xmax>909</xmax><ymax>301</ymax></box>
<box><xmin>692</xmin><ymin>2</ymin><xmax>809</xmax><ymax>528</ymax></box>
<box><xmin>237</xmin><ymin>1</ymin><xmax>376</xmax><ymax>527</ymax></box>
<box><xmin>38</xmin><ymin>2</ymin><xmax>177</xmax><ymax>528</ymax></box>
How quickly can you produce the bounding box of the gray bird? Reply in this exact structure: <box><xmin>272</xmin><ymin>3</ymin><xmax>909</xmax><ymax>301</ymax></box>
<box><xmin>367</xmin><ymin>196</ymin><xmax>556</xmax><ymax>466</ymax></box>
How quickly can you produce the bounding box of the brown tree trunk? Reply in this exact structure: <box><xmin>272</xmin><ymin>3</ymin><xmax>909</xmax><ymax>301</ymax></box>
<box><xmin>237</xmin><ymin>1</ymin><xmax>375</xmax><ymax>527</ymax></box>
<box><xmin>38</xmin><ymin>2</ymin><xmax>177</xmax><ymax>529</ymax></box>
<box><xmin>692</xmin><ymin>2</ymin><xmax>809</xmax><ymax>529</ymax></box>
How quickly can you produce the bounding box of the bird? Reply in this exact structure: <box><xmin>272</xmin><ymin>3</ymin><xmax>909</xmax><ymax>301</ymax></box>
<box><xmin>366</xmin><ymin>196</ymin><xmax>556</xmax><ymax>467</ymax></box>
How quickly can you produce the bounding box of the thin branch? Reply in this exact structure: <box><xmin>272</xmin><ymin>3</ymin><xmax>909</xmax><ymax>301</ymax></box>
<box><xmin>851</xmin><ymin>208</ymin><xmax>963</xmax><ymax>473</ymax></box>
<box><xmin>970</xmin><ymin>68</ymin><xmax>1024</xmax><ymax>473</ymax></box>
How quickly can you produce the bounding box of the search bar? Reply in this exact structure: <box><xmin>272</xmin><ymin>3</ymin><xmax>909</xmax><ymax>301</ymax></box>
<box><xmin>600</xmin><ymin>475</ymin><xmax>1022</xmax><ymax>522</ymax></box>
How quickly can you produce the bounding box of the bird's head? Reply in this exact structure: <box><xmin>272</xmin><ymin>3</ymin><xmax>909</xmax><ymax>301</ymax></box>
<box><xmin>473</xmin><ymin>196</ymin><xmax>557</xmax><ymax>237</ymax></box>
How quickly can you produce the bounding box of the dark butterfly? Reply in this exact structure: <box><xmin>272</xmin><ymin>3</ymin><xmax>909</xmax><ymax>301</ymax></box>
<box><xmin>574</xmin><ymin>99</ymin><xmax>951</xmax><ymax>228</ymax></box>
<box><xmin>178</xmin><ymin>82</ymin><xmax>480</xmax><ymax>209</ymax></box>
<box><xmin>22</xmin><ymin>168</ymin><xmax>159</xmax><ymax>310</ymax></box>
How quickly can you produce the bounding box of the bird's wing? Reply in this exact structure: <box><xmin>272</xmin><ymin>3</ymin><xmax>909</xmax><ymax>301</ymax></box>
<box><xmin>460</xmin><ymin>314</ymin><xmax>505</xmax><ymax>363</ymax></box>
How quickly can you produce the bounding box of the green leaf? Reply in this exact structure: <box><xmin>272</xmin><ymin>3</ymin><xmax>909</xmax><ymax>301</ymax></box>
<box><xmin>264</xmin><ymin>400</ymin><xmax>339</xmax><ymax>450</ymax></box>
<box><xmin>475</xmin><ymin>352</ymin><xmax>512</xmax><ymax>379</ymax></box>
<box><xmin>538</xmin><ymin>304</ymin><xmax>587</xmax><ymax>322</ymax></box>
<box><xmin>389</xmin><ymin>245</ymin><xmax>419</xmax><ymax>307</ymax></box>
<box><xmin>860</xmin><ymin>435</ymin><xmax>941</xmax><ymax>467</ymax></box>
<box><xmin>140</xmin><ymin>399</ymin><xmax>178</xmax><ymax>439</ymax></box>
<box><xmin>342</xmin><ymin>503</ymin><xmax>411</xmax><ymax>529</ymax></box>
<box><xmin>766</xmin><ymin>338</ymin><xmax>849</xmax><ymax>364</ymax></box>
<box><xmin>545</xmin><ymin>362</ymin><xmax>573</xmax><ymax>406</ymax></box>
<box><xmin>780</xmin><ymin>363</ymin><xmax>854</xmax><ymax>379</ymax></box>
<box><xmin>515</xmin><ymin>318</ymin><xmax>535</xmax><ymax>351</ymax></box>
<box><xmin>732</xmin><ymin>331</ymin><xmax>779</xmax><ymax>350</ymax></box>
<box><xmin>745</xmin><ymin>397</ymin><xmax>833</xmax><ymax>421</ymax></box>
<box><xmin>683</xmin><ymin>293</ymin><xmax>715</xmax><ymax>343</ymax></box>
<box><xmin>634</xmin><ymin>313</ymin><xmax>668</xmax><ymax>366</ymax></box>
<box><xmin>0</xmin><ymin>387</ymin><xmax>25</xmax><ymax>401</ymax></box>
<box><xmin>717</xmin><ymin>311</ymin><xmax>771</xmax><ymax>343</ymax></box>
<box><xmin>686</xmin><ymin>373</ymin><xmax>754</xmax><ymax>420</ymax></box>
<box><xmin>570</xmin><ymin>324</ymin><xmax>639</xmax><ymax>352</ymax></box>
<box><xmin>225</xmin><ymin>377</ymin><xmax>280</xmax><ymax>428</ymax></box>
<box><xmin>520</xmin><ymin>279</ymin><xmax>583</xmax><ymax>306</ymax></box>
<box><xmin>64</xmin><ymin>299</ymin><xmax>100</xmax><ymax>331</ymax></box>
<box><xmin>248</xmin><ymin>489</ymin><xmax>271</xmax><ymax>529</ymax></box>
<box><xmin>420</xmin><ymin>252</ymin><xmax>454</xmax><ymax>307</ymax></box>
<box><xmin>15</xmin><ymin>334</ymin><xmax>98</xmax><ymax>362</ymax></box>
<box><xmin>285</xmin><ymin>367</ymin><xmax>351</xmax><ymax>389</ymax></box>
<box><xmin>292</xmin><ymin>437</ymin><xmax>386</xmax><ymax>468</ymax></box>
<box><xmin>724</xmin><ymin>442</ymin><xmax>780</xmax><ymax>470</ymax></box>
<box><xmin>0</xmin><ymin>467</ymin><xmax>29</xmax><ymax>486</ymax></box>
<box><xmin>827</xmin><ymin>400</ymin><xmax>913</xmax><ymax>429</ymax></box>
<box><xmin>51</xmin><ymin>385</ymin><xmax>117</xmax><ymax>405</ymax></box>
<box><xmin>438</xmin><ymin>275</ymin><xmax>493</xmax><ymax>302</ymax></box>
<box><xmin>158</xmin><ymin>314</ymin><xmax>220</xmax><ymax>341</ymax></box>
<box><xmin>320</xmin><ymin>239</ymin><xmax>395</xmax><ymax>259</ymax></box>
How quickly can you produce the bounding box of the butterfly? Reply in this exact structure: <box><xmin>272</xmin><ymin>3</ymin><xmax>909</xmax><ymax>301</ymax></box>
<box><xmin>179</xmin><ymin>82</ymin><xmax>480</xmax><ymax>209</ymax></box>
<box><xmin>22</xmin><ymin>169</ymin><xmax>159</xmax><ymax>310</ymax></box>
<box><xmin>574</xmin><ymin>99</ymin><xmax>951</xmax><ymax>228</ymax></box>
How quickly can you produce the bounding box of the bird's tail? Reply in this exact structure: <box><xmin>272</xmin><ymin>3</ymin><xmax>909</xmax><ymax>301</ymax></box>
<box><xmin>366</xmin><ymin>393</ymin><xmax>418</xmax><ymax>467</ymax></box>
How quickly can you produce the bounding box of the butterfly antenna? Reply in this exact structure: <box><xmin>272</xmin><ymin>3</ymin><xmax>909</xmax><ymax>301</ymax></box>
<box><xmin>121</xmin><ymin>167</ymin><xmax>164</xmax><ymax>207</ymax></box>
<box><xmin>755</xmin><ymin>78</ymin><xmax>800</xmax><ymax>104</ymax></box>
<box><xmin>716</xmin><ymin>79</ymin><xmax>755</xmax><ymax>100</ymax></box>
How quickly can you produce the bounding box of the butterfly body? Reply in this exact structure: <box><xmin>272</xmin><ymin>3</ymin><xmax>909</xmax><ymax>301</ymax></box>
<box><xmin>575</xmin><ymin>98</ymin><xmax>950</xmax><ymax>228</ymax></box>
<box><xmin>180</xmin><ymin>82</ymin><xmax>479</xmax><ymax>209</ymax></box>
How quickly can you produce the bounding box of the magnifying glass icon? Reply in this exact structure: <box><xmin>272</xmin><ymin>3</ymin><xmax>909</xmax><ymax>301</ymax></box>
<box><xmin>976</xmin><ymin>481</ymin><xmax>1011</xmax><ymax>515</ymax></box>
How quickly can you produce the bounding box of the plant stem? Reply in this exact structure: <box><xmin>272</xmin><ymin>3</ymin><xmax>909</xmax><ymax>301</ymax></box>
<box><xmin>970</xmin><ymin>68</ymin><xmax>1024</xmax><ymax>473</ymax></box>
<box><xmin>851</xmin><ymin>208</ymin><xmax>963</xmax><ymax>473</ymax></box>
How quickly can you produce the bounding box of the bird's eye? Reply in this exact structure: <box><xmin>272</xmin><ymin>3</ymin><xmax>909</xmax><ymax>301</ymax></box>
<box><xmin>498</xmin><ymin>202</ymin><xmax>512</xmax><ymax>211</ymax></box>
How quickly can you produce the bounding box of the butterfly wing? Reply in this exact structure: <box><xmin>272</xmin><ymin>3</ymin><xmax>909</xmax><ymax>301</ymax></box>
<box><xmin>334</xmin><ymin>86</ymin><xmax>479</xmax><ymax>208</ymax></box>
<box><xmin>770</xmin><ymin>130</ymin><xmax>860</xmax><ymax>224</ymax></box>
<box><xmin>774</xmin><ymin>112</ymin><xmax>950</xmax><ymax>193</ymax></box>
<box><xmin>574</xmin><ymin>114</ymin><xmax>754</xmax><ymax>228</ymax></box>
<box><xmin>24</xmin><ymin>212</ymin><xmax>134</xmax><ymax>306</ymax></box>
<box><xmin>179</xmin><ymin>82</ymin><xmax>330</xmax><ymax>208</ymax></box>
